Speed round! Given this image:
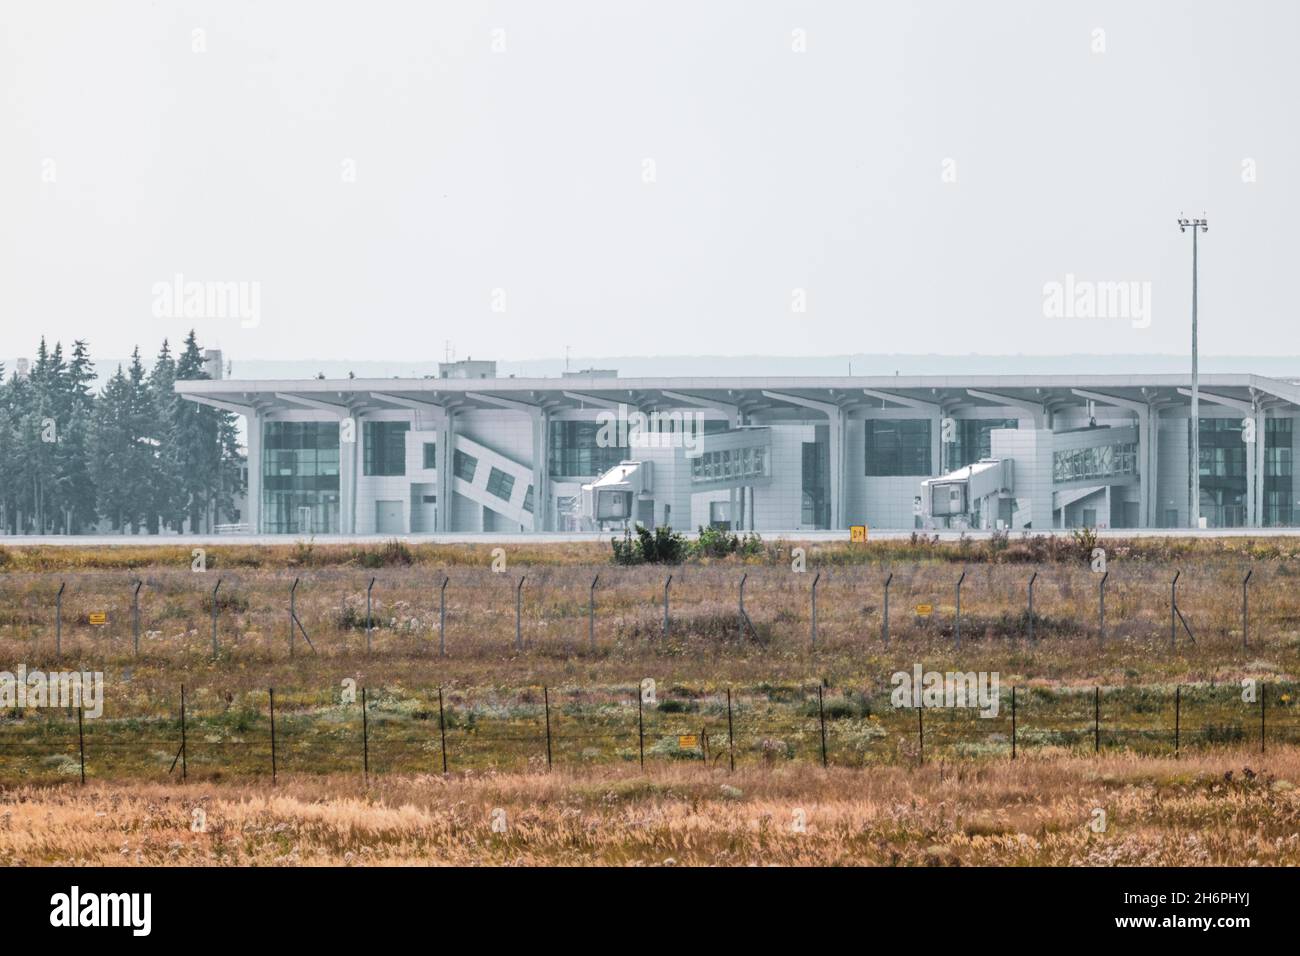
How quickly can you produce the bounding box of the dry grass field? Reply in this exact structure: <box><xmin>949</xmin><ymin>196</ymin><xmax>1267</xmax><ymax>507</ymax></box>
<box><xmin>2</xmin><ymin>533</ymin><xmax>1299</xmax><ymax>865</ymax></box>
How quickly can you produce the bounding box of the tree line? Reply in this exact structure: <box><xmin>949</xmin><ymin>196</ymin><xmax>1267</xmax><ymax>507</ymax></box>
<box><xmin>0</xmin><ymin>330</ymin><xmax>244</xmax><ymax>535</ymax></box>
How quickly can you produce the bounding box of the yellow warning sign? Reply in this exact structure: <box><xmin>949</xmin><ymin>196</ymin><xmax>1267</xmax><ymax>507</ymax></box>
<box><xmin>850</xmin><ymin>525</ymin><xmax>868</xmax><ymax>543</ymax></box>
<box><xmin>914</xmin><ymin>604</ymin><xmax>934</xmax><ymax>617</ymax></box>
<box><xmin>88</xmin><ymin>612</ymin><xmax>107</xmax><ymax>626</ymax></box>
<box><xmin>677</xmin><ymin>734</ymin><xmax>699</xmax><ymax>749</ymax></box>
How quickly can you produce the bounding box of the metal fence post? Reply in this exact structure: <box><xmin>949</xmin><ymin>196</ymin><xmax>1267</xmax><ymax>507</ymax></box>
<box><xmin>515</xmin><ymin>575</ymin><xmax>526</xmax><ymax>651</ymax></box>
<box><xmin>817</xmin><ymin>684</ymin><xmax>828</xmax><ymax>768</ymax></box>
<box><xmin>955</xmin><ymin>569</ymin><xmax>967</xmax><ymax>648</ymax></box>
<box><xmin>180</xmin><ymin>683</ymin><xmax>188</xmax><ymax>782</ymax></box>
<box><xmin>1261</xmin><ymin>682</ymin><xmax>1266</xmax><ymax>754</ymax></box>
<box><xmin>289</xmin><ymin>578</ymin><xmax>298</xmax><ymax>657</ymax></box>
<box><xmin>588</xmin><ymin>574</ymin><xmax>598</xmax><ymax>652</ymax></box>
<box><xmin>882</xmin><ymin>572</ymin><xmax>893</xmax><ymax>646</ymax></box>
<box><xmin>637</xmin><ymin>687</ymin><xmax>645</xmax><ymax>769</ymax></box>
<box><xmin>1094</xmin><ymin>686</ymin><xmax>1100</xmax><ymax>754</ymax></box>
<box><xmin>1170</xmin><ymin>570</ymin><xmax>1179</xmax><ymax>648</ymax></box>
<box><xmin>1242</xmin><ymin>569</ymin><xmax>1252</xmax><ymax>651</ymax></box>
<box><xmin>543</xmin><ymin>686</ymin><xmax>553</xmax><ymax>771</ymax></box>
<box><xmin>210</xmin><ymin>578</ymin><xmax>222</xmax><ymax>659</ymax></box>
<box><xmin>810</xmin><ymin>572</ymin><xmax>821</xmax><ymax>649</ymax></box>
<box><xmin>365</xmin><ymin>577</ymin><xmax>376</xmax><ymax>653</ymax></box>
<box><xmin>439</xmin><ymin>575</ymin><xmax>449</xmax><ymax>657</ymax></box>
<box><xmin>917</xmin><ymin>702</ymin><xmax>924</xmax><ymax>763</ymax></box>
<box><xmin>56</xmin><ymin>581</ymin><xmax>65</xmax><ymax>658</ymax></box>
<box><xmin>132</xmin><ymin>579</ymin><xmax>142</xmax><ymax>656</ymax></box>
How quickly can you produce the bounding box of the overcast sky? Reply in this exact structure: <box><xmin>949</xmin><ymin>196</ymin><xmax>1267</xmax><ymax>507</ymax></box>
<box><xmin>2</xmin><ymin>0</ymin><xmax>1296</xmax><ymax>369</ymax></box>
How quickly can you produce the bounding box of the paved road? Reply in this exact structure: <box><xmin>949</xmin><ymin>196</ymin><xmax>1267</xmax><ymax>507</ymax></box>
<box><xmin>2</xmin><ymin>528</ymin><xmax>1298</xmax><ymax>547</ymax></box>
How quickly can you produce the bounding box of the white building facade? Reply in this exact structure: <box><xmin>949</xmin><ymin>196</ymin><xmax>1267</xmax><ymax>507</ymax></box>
<box><xmin>175</xmin><ymin>372</ymin><xmax>1300</xmax><ymax>534</ymax></box>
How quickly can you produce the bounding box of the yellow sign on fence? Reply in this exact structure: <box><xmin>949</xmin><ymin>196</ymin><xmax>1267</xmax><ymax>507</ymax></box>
<box><xmin>677</xmin><ymin>734</ymin><xmax>699</xmax><ymax>749</ymax></box>
<box><xmin>914</xmin><ymin>604</ymin><xmax>934</xmax><ymax>617</ymax></box>
<box><xmin>88</xmin><ymin>612</ymin><xmax>107</xmax><ymax>626</ymax></box>
<box><xmin>850</xmin><ymin>525</ymin><xmax>868</xmax><ymax>543</ymax></box>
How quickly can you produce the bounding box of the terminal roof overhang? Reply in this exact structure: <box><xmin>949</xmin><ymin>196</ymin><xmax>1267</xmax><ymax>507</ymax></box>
<box><xmin>175</xmin><ymin>373</ymin><xmax>1300</xmax><ymax>417</ymax></box>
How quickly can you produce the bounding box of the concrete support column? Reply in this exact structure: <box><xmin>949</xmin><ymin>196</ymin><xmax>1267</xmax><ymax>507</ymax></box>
<box><xmin>1135</xmin><ymin>409</ymin><xmax>1150</xmax><ymax>528</ymax></box>
<box><xmin>827</xmin><ymin>409</ymin><xmax>844</xmax><ymax>529</ymax></box>
<box><xmin>341</xmin><ymin>411</ymin><xmax>361</xmax><ymax>534</ymax></box>
<box><xmin>438</xmin><ymin>412</ymin><xmax>455</xmax><ymax>532</ymax></box>
<box><xmin>530</xmin><ymin>409</ymin><xmax>549</xmax><ymax>533</ymax></box>
<box><xmin>245</xmin><ymin>410</ymin><xmax>263</xmax><ymax>534</ymax></box>
<box><xmin>1254</xmin><ymin>409</ymin><xmax>1266</xmax><ymax>527</ymax></box>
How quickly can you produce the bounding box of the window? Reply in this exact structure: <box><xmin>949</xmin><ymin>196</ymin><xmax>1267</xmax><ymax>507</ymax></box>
<box><xmin>549</xmin><ymin>421</ymin><xmax>627</xmax><ymax>477</ymax></box>
<box><xmin>363</xmin><ymin>421</ymin><xmax>408</xmax><ymax>476</ymax></box>
<box><xmin>453</xmin><ymin>450</ymin><xmax>478</xmax><ymax>482</ymax></box>
<box><xmin>522</xmin><ymin>485</ymin><xmax>535</xmax><ymax>513</ymax></box>
<box><xmin>486</xmin><ymin>467</ymin><xmax>515</xmax><ymax>501</ymax></box>
<box><xmin>951</xmin><ymin>419</ymin><xmax>1017</xmax><ymax>469</ymax></box>
<box><xmin>262</xmin><ymin>421</ymin><xmax>341</xmax><ymax>534</ymax></box>
<box><xmin>865</xmin><ymin>420</ymin><xmax>931</xmax><ymax>476</ymax></box>
<box><xmin>422</xmin><ymin>441</ymin><xmax>437</xmax><ymax>470</ymax></box>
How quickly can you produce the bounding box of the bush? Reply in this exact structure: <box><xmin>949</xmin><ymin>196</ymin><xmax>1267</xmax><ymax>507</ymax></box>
<box><xmin>609</xmin><ymin>525</ymin><xmax>688</xmax><ymax>565</ymax></box>
<box><xmin>691</xmin><ymin>526</ymin><xmax>763</xmax><ymax>560</ymax></box>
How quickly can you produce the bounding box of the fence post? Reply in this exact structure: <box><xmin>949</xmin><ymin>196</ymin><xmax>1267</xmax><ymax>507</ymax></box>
<box><xmin>637</xmin><ymin>687</ymin><xmax>645</xmax><ymax>770</ymax></box>
<box><xmin>663</xmin><ymin>574</ymin><xmax>672</xmax><ymax>639</ymax></box>
<box><xmin>543</xmin><ymin>686</ymin><xmax>553</xmax><ymax>771</ymax></box>
<box><xmin>1094</xmin><ymin>686</ymin><xmax>1100</xmax><ymax>754</ymax></box>
<box><xmin>289</xmin><ymin>578</ymin><xmax>298</xmax><ymax>657</ymax></box>
<box><xmin>1027</xmin><ymin>572</ymin><xmax>1037</xmax><ymax>642</ymax></box>
<box><xmin>211</xmin><ymin>578</ymin><xmax>222</xmax><ymax>659</ymax></box>
<box><xmin>438</xmin><ymin>687</ymin><xmax>449</xmax><ymax>773</ymax></box>
<box><xmin>882</xmin><ymin>572</ymin><xmax>893</xmax><ymax>646</ymax></box>
<box><xmin>1011</xmin><ymin>686</ymin><xmax>1016</xmax><ymax>760</ymax></box>
<box><xmin>514</xmin><ymin>575</ymin><xmax>526</xmax><ymax>651</ymax></box>
<box><xmin>132</xmin><ymin>579</ymin><xmax>142</xmax><ymax>656</ymax></box>
<box><xmin>365</xmin><ymin>577</ymin><xmax>376</xmax><ymax>653</ymax></box>
<box><xmin>361</xmin><ymin>687</ymin><xmax>369</xmax><ymax>781</ymax></box>
<box><xmin>56</xmin><ymin>581</ymin><xmax>65</xmax><ymax>659</ymax></box>
<box><xmin>726</xmin><ymin>688</ymin><xmax>735</xmax><ymax>772</ymax></box>
<box><xmin>269</xmin><ymin>687</ymin><xmax>277</xmax><ymax>784</ymax></box>
<box><xmin>1170</xmin><ymin>571</ymin><xmax>1179</xmax><ymax>649</ymax></box>
<box><xmin>588</xmin><ymin>574</ymin><xmax>598</xmax><ymax>652</ymax></box>
<box><xmin>78</xmin><ymin>705</ymin><xmax>86</xmax><ymax>786</ymax></box>
<box><xmin>1174</xmin><ymin>685</ymin><xmax>1181</xmax><ymax>758</ymax></box>
<box><xmin>439</xmin><ymin>575</ymin><xmax>449</xmax><ymax>657</ymax></box>
<box><xmin>810</xmin><ymin>573</ymin><xmax>821</xmax><ymax>650</ymax></box>
<box><xmin>180</xmin><ymin>683</ymin><xmax>188</xmax><ymax>782</ymax></box>
<box><xmin>738</xmin><ymin>573</ymin><xmax>751</xmax><ymax>640</ymax></box>
<box><xmin>917</xmin><ymin>702</ymin><xmax>924</xmax><ymax>763</ymax></box>
<box><xmin>817</xmin><ymin>684</ymin><xmax>828</xmax><ymax>768</ymax></box>
<box><xmin>1242</xmin><ymin>569</ymin><xmax>1252</xmax><ymax>651</ymax></box>
<box><xmin>1098</xmin><ymin>571</ymin><xmax>1108</xmax><ymax>641</ymax></box>
<box><xmin>955</xmin><ymin>569</ymin><xmax>967</xmax><ymax>648</ymax></box>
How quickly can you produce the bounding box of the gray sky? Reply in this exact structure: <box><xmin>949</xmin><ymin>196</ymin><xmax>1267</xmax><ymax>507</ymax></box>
<box><xmin>2</xmin><ymin>0</ymin><xmax>1296</xmax><ymax>369</ymax></box>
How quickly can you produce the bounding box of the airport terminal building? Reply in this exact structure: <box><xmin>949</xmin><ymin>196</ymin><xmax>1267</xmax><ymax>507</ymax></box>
<box><xmin>176</xmin><ymin>362</ymin><xmax>1300</xmax><ymax>535</ymax></box>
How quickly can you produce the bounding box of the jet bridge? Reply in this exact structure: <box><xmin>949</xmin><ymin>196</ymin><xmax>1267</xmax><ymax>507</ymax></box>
<box><xmin>920</xmin><ymin>458</ymin><xmax>1015</xmax><ymax>529</ymax></box>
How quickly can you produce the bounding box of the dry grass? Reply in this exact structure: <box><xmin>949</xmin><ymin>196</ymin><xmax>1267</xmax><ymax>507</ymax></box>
<box><xmin>3</xmin><ymin>748</ymin><xmax>1299</xmax><ymax>865</ymax></box>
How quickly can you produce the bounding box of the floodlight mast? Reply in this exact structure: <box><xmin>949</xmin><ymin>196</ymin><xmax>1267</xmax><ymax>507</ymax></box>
<box><xmin>1178</xmin><ymin>214</ymin><xmax>1208</xmax><ymax>529</ymax></box>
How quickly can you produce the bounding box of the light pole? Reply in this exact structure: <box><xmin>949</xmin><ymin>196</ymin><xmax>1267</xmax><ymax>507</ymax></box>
<box><xmin>1178</xmin><ymin>214</ymin><xmax>1208</xmax><ymax>529</ymax></box>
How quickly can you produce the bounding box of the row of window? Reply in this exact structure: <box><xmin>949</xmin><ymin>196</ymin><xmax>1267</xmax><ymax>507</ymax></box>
<box><xmin>689</xmin><ymin>446</ymin><xmax>770</xmax><ymax>484</ymax></box>
<box><xmin>1052</xmin><ymin>442</ymin><xmax>1139</xmax><ymax>484</ymax></box>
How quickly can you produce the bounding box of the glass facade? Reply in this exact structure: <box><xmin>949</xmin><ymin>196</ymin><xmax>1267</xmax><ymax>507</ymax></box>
<box><xmin>802</xmin><ymin>426</ymin><xmax>831</xmax><ymax>528</ymax></box>
<box><xmin>1264</xmin><ymin>418</ymin><xmax>1293</xmax><ymax>526</ymax></box>
<box><xmin>453</xmin><ymin>449</ymin><xmax>477</xmax><ymax>482</ymax></box>
<box><xmin>1197</xmin><ymin>417</ymin><xmax>1294</xmax><ymax>527</ymax></box>
<box><xmin>865</xmin><ymin>420</ymin><xmax>931</xmax><ymax>476</ymax></box>
<box><xmin>363</xmin><ymin>421</ymin><xmax>408</xmax><ymax>476</ymax></box>
<box><xmin>952</xmin><ymin>419</ymin><xmax>1017</xmax><ymax>470</ymax></box>
<box><xmin>1053</xmin><ymin>441</ymin><xmax>1138</xmax><ymax>483</ymax></box>
<box><xmin>548</xmin><ymin>421</ymin><xmax>628</xmax><ymax>477</ymax></box>
<box><xmin>690</xmin><ymin>445</ymin><xmax>769</xmax><ymax>484</ymax></box>
<box><xmin>422</xmin><ymin>441</ymin><xmax>437</xmax><ymax>470</ymax></box>
<box><xmin>263</xmin><ymin>421</ymin><xmax>340</xmax><ymax>534</ymax></box>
